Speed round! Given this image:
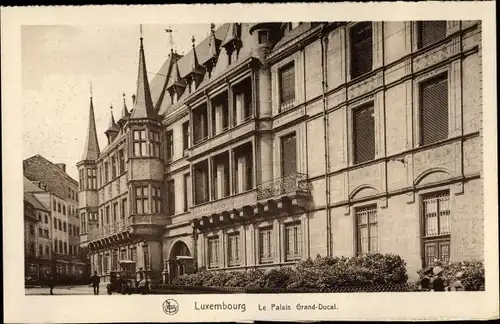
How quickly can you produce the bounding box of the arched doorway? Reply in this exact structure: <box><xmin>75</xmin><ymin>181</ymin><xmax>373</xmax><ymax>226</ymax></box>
<box><xmin>167</xmin><ymin>241</ymin><xmax>194</xmax><ymax>281</ymax></box>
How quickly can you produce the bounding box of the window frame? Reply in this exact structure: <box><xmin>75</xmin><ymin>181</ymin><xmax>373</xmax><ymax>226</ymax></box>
<box><xmin>278</xmin><ymin>62</ymin><xmax>296</xmax><ymax>111</ymax></box>
<box><xmin>133</xmin><ymin>129</ymin><xmax>147</xmax><ymax>157</ymax></box>
<box><xmin>418</xmin><ymin>72</ymin><xmax>449</xmax><ymax>147</ymax></box>
<box><xmin>284</xmin><ymin>221</ymin><xmax>302</xmax><ymax>261</ymax></box>
<box><xmin>349</xmin><ymin>21</ymin><xmax>373</xmax><ymax>80</ymax></box>
<box><xmin>355</xmin><ymin>204</ymin><xmax>378</xmax><ymax>255</ymax></box>
<box><xmin>227</xmin><ymin>232</ymin><xmax>240</xmax><ymax>267</ymax></box>
<box><xmin>166</xmin><ymin>129</ymin><xmax>174</xmax><ymax>162</ymax></box>
<box><xmin>134</xmin><ymin>184</ymin><xmax>149</xmax><ymax>215</ymax></box>
<box><xmin>207</xmin><ymin>235</ymin><xmax>220</xmax><ymax>269</ymax></box>
<box><xmin>417</xmin><ymin>20</ymin><xmax>447</xmax><ymax>50</ymax></box>
<box><xmin>150</xmin><ymin>130</ymin><xmax>161</xmax><ymax>158</ymax></box>
<box><xmin>352</xmin><ymin>102</ymin><xmax>376</xmax><ymax>164</ymax></box>
<box><xmin>420</xmin><ymin>190</ymin><xmax>451</xmax><ymax>267</ymax></box>
<box><xmin>258</xmin><ymin>226</ymin><xmax>274</xmax><ymax>264</ymax></box>
<box><xmin>166</xmin><ymin>179</ymin><xmax>175</xmax><ymax>216</ymax></box>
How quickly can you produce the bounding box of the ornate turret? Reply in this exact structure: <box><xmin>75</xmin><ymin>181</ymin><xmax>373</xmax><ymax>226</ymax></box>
<box><xmin>130</xmin><ymin>27</ymin><xmax>157</xmax><ymax>120</ymax></box>
<box><xmin>185</xmin><ymin>36</ymin><xmax>205</xmax><ymax>93</ymax></box>
<box><xmin>81</xmin><ymin>84</ymin><xmax>100</xmax><ymax>161</ymax></box>
<box><xmin>117</xmin><ymin>93</ymin><xmax>130</xmax><ymax>129</ymax></box>
<box><xmin>204</xmin><ymin>23</ymin><xmax>221</xmax><ymax>77</ymax></box>
<box><xmin>76</xmin><ymin>83</ymin><xmax>100</xmax><ymax>246</ymax></box>
<box><xmin>105</xmin><ymin>105</ymin><xmax>119</xmax><ymax>144</ymax></box>
<box><xmin>221</xmin><ymin>23</ymin><xmax>242</xmax><ymax>62</ymax></box>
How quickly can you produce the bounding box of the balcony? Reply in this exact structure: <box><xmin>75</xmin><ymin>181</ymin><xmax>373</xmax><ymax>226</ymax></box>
<box><xmin>193</xmin><ymin>172</ymin><xmax>311</xmax><ymax>231</ymax></box>
<box><xmin>257</xmin><ymin>172</ymin><xmax>310</xmax><ymax>201</ymax></box>
<box><xmin>87</xmin><ymin>219</ymin><xmax>132</xmax><ymax>250</ymax></box>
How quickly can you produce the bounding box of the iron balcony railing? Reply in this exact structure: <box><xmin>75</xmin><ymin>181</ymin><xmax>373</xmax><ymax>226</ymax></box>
<box><xmin>88</xmin><ymin>218</ymin><xmax>129</xmax><ymax>241</ymax></box>
<box><xmin>256</xmin><ymin>172</ymin><xmax>310</xmax><ymax>200</ymax></box>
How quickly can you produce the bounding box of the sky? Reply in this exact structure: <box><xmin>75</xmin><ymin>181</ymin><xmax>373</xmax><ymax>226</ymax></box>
<box><xmin>22</xmin><ymin>23</ymin><xmax>219</xmax><ymax>180</ymax></box>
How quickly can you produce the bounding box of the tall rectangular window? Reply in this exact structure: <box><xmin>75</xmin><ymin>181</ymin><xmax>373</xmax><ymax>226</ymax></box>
<box><xmin>422</xmin><ymin>191</ymin><xmax>451</xmax><ymax>267</ymax></box>
<box><xmin>103</xmin><ymin>254</ymin><xmax>109</xmax><ymax>274</ymax></box>
<box><xmin>143</xmin><ymin>245</ymin><xmax>150</xmax><ymax>270</ymax></box>
<box><xmin>104</xmin><ymin>162</ymin><xmax>109</xmax><ymax>183</ymax></box>
<box><xmin>121</xmin><ymin>198</ymin><xmax>127</xmax><ymax>220</ymax></box>
<box><xmin>284</xmin><ymin>221</ymin><xmax>302</xmax><ymax>261</ymax></box>
<box><xmin>279</xmin><ymin>62</ymin><xmax>295</xmax><ymax>110</ymax></box>
<box><xmin>166</xmin><ymin>130</ymin><xmax>174</xmax><ymax>162</ymax></box>
<box><xmin>111</xmin><ymin>156</ymin><xmax>117</xmax><ymax>179</ymax></box>
<box><xmin>183</xmin><ymin>173</ymin><xmax>190</xmax><ymax>212</ymax></box>
<box><xmin>133</xmin><ymin>130</ymin><xmax>147</xmax><ymax>157</ymax></box>
<box><xmin>356</xmin><ymin>205</ymin><xmax>378</xmax><ymax>255</ymax></box>
<box><xmin>182</xmin><ymin>122</ymin><xmax>190</xmax><ymax>153</ymax></box>
<box><xmin>111</xmin><ymin>250</ymin><xmax>118</xmax><ymax>271</ymax></box>
<box><xmin>53</xmin><ymin>200</ymin><xmax>56</xmax><ymax>211</ymax></box>
<box><xmin>151</xmin><ymin>185</ymin><xmax>162</xmax><ymax>214</ymax></box>
<box><xmin>150</xmin><ymin>130</ymin><xmax>160</xmax><ymax>158</ymax></box>
<box><xmin>135</xmin><ymin>185</ymin><xmax>149</xmax><ymax>214</ymax></box>
<box><xmin>120</xmin><ymin>249</ymin><xmax>127</xmax><ymax>261</ymax></box>
<box><xmin>350</xmin><ymin>22</ymin><xmax>373</xmax><ymax>79</ymax></box>
<box><xmin>87</xmin><ymin>168</ymin><xmax>97</xmax><ymax>189</ymax></box>
<box><xmin>167</xmin><ymin>180</ymin><xmax>175</xmax><ymax>216</ymax></box>
<box><xmin>105</xmin><ymin>206</ymin><xmax>110</xmax><ymax>224</ymax></box>
<box><xmin>193</xmin><ymin>106</ymin><xmax>208</xmax><ymax>144</ymax></box>
<box><xmin>227</xmin><ymin>232</ymin><xmax>240</xmax><ymax>267</ymax></box>
<box><xmin>118</xmin><ymin>149</ymin><xmax>125</xmax><ymax>174</ymax></box>
<box><xmin>418</xmin><ymin>21</ymin><xmax>447</xmax><ymax>49</ymax></box>
<box><xmin>79</xmin><ymin>170</ymin><xmax>84</xmax><ymax>190</ymax></box>
<box><xmin>80</xmin><ymin>213</ymin><xmax>85</xmax><ymax>234</ymax></box>
<box><xmin>207</xmin><ymin>236</ymin><xmax>219</xmax><ymax>268</ymax></box>
<box><xmin>113</xmin><ymin>202</ymin><xmax>118</xmax><ymax>222</ymax></box>
<box><xmin>353</xmin><ymin>103</ymin><xmax>375</xmax><ymax>164</ymax></box>
<box><xmin>259</xmin><ymin>226</ymin><xmax>273</xmax><ymax>263</ymax></box>
<box><xmin>420</xmin><ymin>74</ymin><xmax>448</xmax><ymax>146</ymax></box>
<box><xmin>281</xmin><ymin>133</ymin><xmax>297</xmax><ymax>176</ymax></box>
<box><xmin>130</xmin><ymin>246</ymin><xmax>137</xmax><ymax>263</ymax></box>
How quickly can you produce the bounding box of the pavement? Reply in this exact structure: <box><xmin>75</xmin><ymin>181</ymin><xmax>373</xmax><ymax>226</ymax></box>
<box><xmin>25</xmin><ymin>283</ymin><xmax>109</xmax><ymax>295</ymax></box>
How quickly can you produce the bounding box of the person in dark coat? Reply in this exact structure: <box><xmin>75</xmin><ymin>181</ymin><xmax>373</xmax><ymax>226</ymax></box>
<box><xmin>431</xmin><ymin>266</ymin><xmax>446</xmax><ymax>291</ymax></box>
<box><xmin>420</xmin><ymin>266</ymin><xmax>434</xmax><ymax>291</ymax></box>
<box><xmin>47</xmin><ymin>274</ymin><xmax>55</xmax><ymax>295</ymax></box>
<box><xmin>90</xmin><ymin>271</ymin><xmax>100</xmax><ymax>295</ymax></box>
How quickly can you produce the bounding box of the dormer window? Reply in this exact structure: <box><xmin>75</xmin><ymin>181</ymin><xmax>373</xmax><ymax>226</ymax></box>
<box><xmin>258</xmin><ymin>30</ymin><xmax>268</xmax><ymax>44</ymax></box>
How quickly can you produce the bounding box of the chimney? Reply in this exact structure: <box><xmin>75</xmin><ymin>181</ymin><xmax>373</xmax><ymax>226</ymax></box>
<box><xmin>56</xmin><ymin>163</ymin><xmax>66</xmax><ymax>173</ymax></box>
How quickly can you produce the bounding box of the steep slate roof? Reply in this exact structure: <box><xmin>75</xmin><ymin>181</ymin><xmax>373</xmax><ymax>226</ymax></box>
<box><xmin>154</xmin><ymin>24</ymin><xmax>230</xmax><ymax>116</ymax></box>
<box><xmin>130</xmin><ymin>37</ymin><xmax>156</xmax><ymax>120</ymax></box>
<box><xmin>81</xmin><ymin>96</ymin><xmax>100</xmax><ymax>161</ymax></box>
<box><xmin>23</xmin><ymin>176</ymin><xmax>45</xmax><ymax>193</ymax></box>
<box><xmin>106</xmin><ymin>109</ymin><xmax>119</xmax><ymax>133</ymax></box>
<box><xmin>273</xmin><ymin>23</ymin><xmax>314</xmax><ymax>50</ymax></box>
<box><xmin>24</xmin><ymin>192</ymin><xmax>49</xmax><ymax>212</ymax></box>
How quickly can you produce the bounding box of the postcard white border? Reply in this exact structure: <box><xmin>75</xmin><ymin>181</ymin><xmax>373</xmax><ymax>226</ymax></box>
<box><xmin>2</xmin><ymin>2</ymin><xmax>498</xmax><ymax>322</ymax></box>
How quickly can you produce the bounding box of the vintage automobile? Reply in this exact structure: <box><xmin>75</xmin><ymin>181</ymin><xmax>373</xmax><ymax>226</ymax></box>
<box><xmin>106</xmin><ymin>260</ymin><xmax>136</xmax><ymax>295</ymax></box>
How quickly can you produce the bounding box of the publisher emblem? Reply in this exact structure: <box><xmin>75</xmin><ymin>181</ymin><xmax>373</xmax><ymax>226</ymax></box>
<box><xmin>163</xmin><ymin>299</ymin><xmax>179</xmax><ymax>315</ymax></box>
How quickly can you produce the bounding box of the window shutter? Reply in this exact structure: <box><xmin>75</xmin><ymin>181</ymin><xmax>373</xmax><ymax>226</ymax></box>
<box><xmin>420</xmin><ymin>75</ymin><xmax>448</xmax><ymax>145</ymax></box>
<box><xmin>419</xmin><ymin>21</ymin><xmax>447</xmax><ymax>48</ymax></box>
<box><xmin>354</xmin><ymin>104</ymin><xmax>375</xmax><ymax>164</ymax></box>
<box><xmin>350</xmin><ymin>22</ymin><xmax>373</xmax><ymax>79</ymax></box>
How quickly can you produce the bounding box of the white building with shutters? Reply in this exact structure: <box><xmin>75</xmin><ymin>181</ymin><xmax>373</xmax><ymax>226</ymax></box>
<box><xmin>78</xmin><ymin>21</ymin><xmax>483</xmax><ymax>282</ymax></box>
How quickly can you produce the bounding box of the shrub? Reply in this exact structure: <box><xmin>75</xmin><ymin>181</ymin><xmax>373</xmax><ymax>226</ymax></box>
<box><xmin>416</xmin><ymin>259</ymin><xmax>485</xmax><ymax>291</ymax></box>
<box><xmin>170</xmin><ymin>253</ymin><xmax>408</xmax><ymax>291</ymax></box>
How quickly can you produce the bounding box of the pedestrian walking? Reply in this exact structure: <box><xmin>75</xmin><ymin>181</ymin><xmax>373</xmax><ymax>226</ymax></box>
<box><xmin>431</xmin><ymin>266</ymin><xmax>446</xmax><ymax>291</ymax></box>
<box><xmin>90</xmin><ymin>271</ymin><xmax>100</xmax><ymax>295</ymax></box>
<box><xmin>47</xmin><ymin>274</ymin><xmax>55</xmax><ymax>295</ymax></box>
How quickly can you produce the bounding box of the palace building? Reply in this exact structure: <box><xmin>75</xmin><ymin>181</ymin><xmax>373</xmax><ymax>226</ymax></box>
<box><xmin>77</xmin><ymin>21</ymin><xmax>483</xmax><ymax>282</ymax></box>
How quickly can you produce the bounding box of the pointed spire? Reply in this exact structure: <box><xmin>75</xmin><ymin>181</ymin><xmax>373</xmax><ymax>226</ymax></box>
<box><xmin>208</xmin><ymin>23</ymin><xmax>218</xmax><ymax>58</ymax></box>
<box><xmin>130</xmin><ymin>26</ymin><xmax>156</xmax><ymax>120</ymax></box>
<box><xmin>81</xmin><ymin>85</ymin><xmax>100</xmax><ymax>161</ymax></box>
<box><xmin>190</xmin><ymin>35</ymin><xmax>201</xmax><ymax>71</ymax></box>
<box><xmin>121</xmin><ymin>93</ymin><xmax>130</xmax><ymax>119</ymax></box>
<box><xmin>106</xmin><ymin>105</ymin><xmax>119</xmax><ymax>132</ymax></box>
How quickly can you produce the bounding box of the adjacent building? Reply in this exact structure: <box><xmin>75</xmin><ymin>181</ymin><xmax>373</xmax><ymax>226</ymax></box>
<box><xmin>78</xmin><ymin>21</ymin><xmax>483</xmax><ymax>282</ymax></box>
<box><xmin>23</xmin><ymin>156</ymin><xmax>88</xmax><ymax>283</ymax></box>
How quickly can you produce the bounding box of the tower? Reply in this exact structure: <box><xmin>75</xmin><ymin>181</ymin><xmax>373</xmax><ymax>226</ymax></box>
<box><xmin>125</xmin><ymin>27</ymin><xmax>165</xmax><ymax>239</ymax></box>
<box><xmin>76</xmin><ymin>87</ymin><xmax>100</xmax><ymax>249</ymax></box>
<box><xmin>105</xmin><ymin>105</ymin><xmax>120</xmax><ymax>144</ymax></box>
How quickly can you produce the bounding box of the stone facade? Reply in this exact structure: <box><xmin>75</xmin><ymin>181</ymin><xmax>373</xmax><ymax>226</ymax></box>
<box><xmin>23</xmin><ymin>157</ymin><xmax>88</xmax><ymax>282</ymax></box>
<box><xmin>78</xmin><ymin>21</ymin><xmax>483</xmax><ymax>282</ymax></box>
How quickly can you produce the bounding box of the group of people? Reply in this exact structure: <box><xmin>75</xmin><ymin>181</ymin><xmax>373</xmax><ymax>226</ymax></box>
<box><xmin>420</xmin><ymin>266</ymin><xmax>465</xmax><ymax>292</ymax></box>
